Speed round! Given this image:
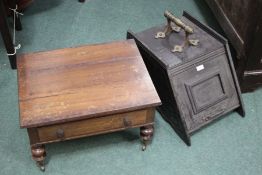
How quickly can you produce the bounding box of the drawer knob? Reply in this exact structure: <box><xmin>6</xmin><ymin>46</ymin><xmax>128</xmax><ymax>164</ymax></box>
<box><xmin>202</xmin><ymin>116</ymin><xmax>210</xmax><ymax>122</ymax></box>
<box><xmin>123</xmin><ymin>117</ymin><xmax>132</xmax><ymax>127</ymax></box>
<box><xmin>56</xmin><ymin>128</ymin><xmax>64</xmax><ymax>138</ymax></box>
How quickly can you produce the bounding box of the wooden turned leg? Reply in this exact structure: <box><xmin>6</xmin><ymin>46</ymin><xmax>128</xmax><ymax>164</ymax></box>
<box><xmin>140</xmin><ymin>125</ymin><xmax>154</xmax><ymax>151</ymax></box>
<box><xmin>31</xmin><ymin>145</ymin><xmax>46</xmax><ymax>171</ymax></box>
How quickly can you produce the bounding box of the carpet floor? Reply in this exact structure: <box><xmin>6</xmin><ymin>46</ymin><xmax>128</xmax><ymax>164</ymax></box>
<box><xmin>0</xmin><ymin>0</ymin><xmax>261</xmax><ymax>175</ymax></box>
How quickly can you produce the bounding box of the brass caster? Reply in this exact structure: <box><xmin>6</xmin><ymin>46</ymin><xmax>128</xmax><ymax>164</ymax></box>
<box><xmin>36</xmin><ymin>161</ymin><xmax>45</xmax><ymax>172</ymax></box>
<box><xmin>142</xmin><ymin>145</ymin><xmax>146</xmax><ymax>151</ymax></box>
<box><xmin>40</xmin><ymin>166</ymin><xmax>45</xmax><ymax>172</ymax></box>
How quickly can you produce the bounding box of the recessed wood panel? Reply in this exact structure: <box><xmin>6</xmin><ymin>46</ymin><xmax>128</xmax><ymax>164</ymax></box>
<box><xmin>185</xmin><ymin>71</ymin><xmax>227</xmax><ymax>114</ymax></box>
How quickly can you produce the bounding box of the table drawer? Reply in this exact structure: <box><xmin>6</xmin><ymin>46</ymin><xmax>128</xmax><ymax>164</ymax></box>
<box><xmin>36</xmin><ymin>109</ymin><xmax>153</xmax><ymax>143</ymax></box>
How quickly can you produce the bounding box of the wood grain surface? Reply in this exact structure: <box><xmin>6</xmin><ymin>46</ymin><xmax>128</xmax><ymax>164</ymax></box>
<box><xmin>36</xmin><ymin>108</ymin><xmax>154</xmax><ymax>144</ymax></box>
<box><xmin>18</xmin><ymin>40</ymin><xmax>161</xmax><ymax>128</ymax></box>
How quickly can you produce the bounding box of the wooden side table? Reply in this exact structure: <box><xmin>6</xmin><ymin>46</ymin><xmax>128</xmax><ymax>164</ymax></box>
<box><xmin>17</xmin><ymin>40</ymin><xmax>161</xmax><ymax>171</ymax></box>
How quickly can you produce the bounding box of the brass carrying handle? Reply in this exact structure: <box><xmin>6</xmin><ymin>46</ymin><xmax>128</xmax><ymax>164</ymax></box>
<box><xmin>155</xmin><ymin>10</ymin><xmax>199</xmax><ymax>53</ymax></box>
<box><xmin>164</xmin><ymin>10</ymin><xmax>194</xmax><ymax>34</ymax></box>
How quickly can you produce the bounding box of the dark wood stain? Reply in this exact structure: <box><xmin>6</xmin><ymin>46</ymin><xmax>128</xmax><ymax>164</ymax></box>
<box><xmin>205</xmin><ymin>0</ymin><xmax>262</xmax><ymax>92</ymax></box>
<box><xmin>127</xmin><ymin>11</ymin><xmax>245</xmax><ymax>146</ymax></box>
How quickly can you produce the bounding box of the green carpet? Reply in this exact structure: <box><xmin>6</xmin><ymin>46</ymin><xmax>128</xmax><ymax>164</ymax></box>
<box><xmin>0</xmin><ymin>0</ymin><xmax>261</xmax><ymax>174</ymax></box>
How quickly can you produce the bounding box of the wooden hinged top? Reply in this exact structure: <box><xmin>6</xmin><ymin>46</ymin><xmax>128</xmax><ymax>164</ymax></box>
<box><xmin>17</xmin><ymin>40</ymin><xmax>161</xmax><ymax>128</ymax></box>
<box><xmin>129</xmin><ymin>12</ymin><xmax>225</xmax><ymax>69</ymax></box>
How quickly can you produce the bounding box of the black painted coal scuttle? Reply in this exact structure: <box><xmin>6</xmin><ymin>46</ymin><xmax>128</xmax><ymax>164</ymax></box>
<box><xmin>127</xmin><ymin>11</ymin><xmax>245</xmax><ymax>146</ymax></box>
